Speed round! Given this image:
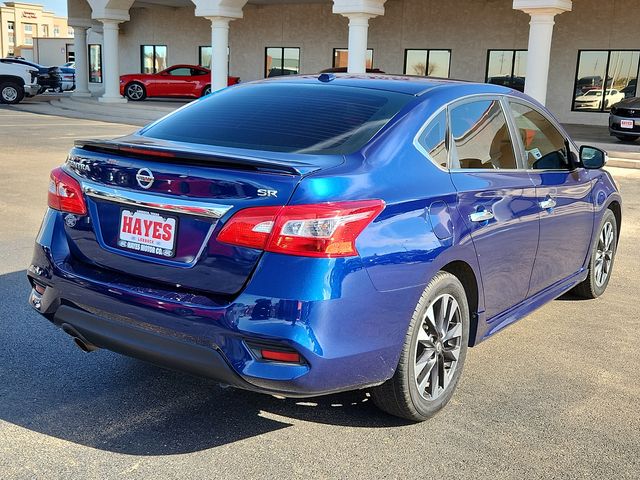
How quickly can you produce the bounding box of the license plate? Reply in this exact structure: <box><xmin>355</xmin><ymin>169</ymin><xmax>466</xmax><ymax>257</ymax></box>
<box><xmin>117</xmin><ymin>209</ymin><xmax>177</xmax><ymax>257</ymax></box>
<box><xmin>620</xmin><ymin>119</ymin><xmax>635</xmax><ymax>129</ymax></box>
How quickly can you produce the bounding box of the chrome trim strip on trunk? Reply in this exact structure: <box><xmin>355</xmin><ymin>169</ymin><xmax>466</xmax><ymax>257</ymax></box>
<box><xmin>82</xmin><ymin>181</ymin><xmax>233</xmax><ymax>219</ymax></box>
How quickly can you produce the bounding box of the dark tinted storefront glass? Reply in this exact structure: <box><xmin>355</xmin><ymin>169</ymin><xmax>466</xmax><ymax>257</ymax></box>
<box><xmin>265</xmin><ymin>47</ymin><xmax>300</xmax><ymax>77</ymax></box>
<box><xmin>573</xmin><ymin>50</ymin><xmax>640</xmax><ymax>112</ymax></box>
<box><xmin>333</xmin><ymin>48</ymin><xmax>373</xmax><ymax>69</ymax></box>
<box><xmin>486</xmin><ymin>50</ymin><xmax>527</xmax><ymax>92</ymax></box>
<box><xmin>141</xmin><ymin>45</ymin><xmax>167</xmax><ymax>74</ymax></box>
<box><xmin>404</xmin><ymin>50</ymin><xmax>451</xmax><ymax>78</ymax></box>
<box><xmin>88</xmin><ymin>44</ymin><xmax>102</xmax><ymax>83</ymax></box>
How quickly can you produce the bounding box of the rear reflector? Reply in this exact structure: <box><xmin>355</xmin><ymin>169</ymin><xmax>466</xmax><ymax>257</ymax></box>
<box><xmin>217</xmin><ymin>200</ymin><xmax>384</xmax><ymax>258</ymax></box>
<box><xmin>48</xmin><ymin>167</ymin><xmax>87</xmax><ymax>215</ymax></box>
<box><xmin>260</xmin><ymin>349</ymin><xmax>302</xmax><ymax>363</ymax></box>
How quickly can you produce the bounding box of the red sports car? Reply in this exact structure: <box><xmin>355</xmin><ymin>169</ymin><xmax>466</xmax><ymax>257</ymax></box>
<box><xmin>119</xmin><ymin>64</ymin><xmax>240</xmax><ymax>101</ymax></box>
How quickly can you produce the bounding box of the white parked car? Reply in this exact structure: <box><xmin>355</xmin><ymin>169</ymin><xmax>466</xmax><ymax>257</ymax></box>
<box><xmin>574</xmin><ymin>88</ymin><xmax>625</xmax><ymax>110</ymax></box>
<box><xmin>0</xmin><ymin>61</ymin><xmax>39</xmax><ymax>104</ymax></box>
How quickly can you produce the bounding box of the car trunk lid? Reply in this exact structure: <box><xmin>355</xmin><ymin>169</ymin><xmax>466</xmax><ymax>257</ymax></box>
<box><xmin>64</xmin><ymin>136</ymin><xmax>343</xmax><ymax>296</ymax></box>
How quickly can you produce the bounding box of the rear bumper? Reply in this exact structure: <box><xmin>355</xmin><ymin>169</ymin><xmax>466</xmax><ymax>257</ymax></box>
<box><xmin>28</xmin><ymin>210</ymin><xmax>421</xmax><ymax>397</ymax></box>
<box><xmin>51</xmin><ymin>304</ymin><xmax>259</xmax><ymax>390</ymax></box>
<box><xmin>609</xmin><ymin>114</ymin><xmax>640</xmax><ymax>137</ymax></box>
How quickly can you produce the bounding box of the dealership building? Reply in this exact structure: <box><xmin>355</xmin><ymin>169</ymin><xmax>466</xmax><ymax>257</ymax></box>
<box><xmin>59</xmin><ymin>0</ymin><xmax>640</xmax><ymax>125</ymax></box>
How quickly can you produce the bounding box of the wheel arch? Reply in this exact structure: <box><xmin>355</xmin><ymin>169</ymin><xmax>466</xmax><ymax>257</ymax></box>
<box><xmin>0</xmin><ymin>75</ymin><xmax>25</xmax><ymax>86</ymax></box>
<box><xmin>125</xmin><ymin>80</ymin><xmax>145</xmax><ymax>89</ymax></box>
<box><xmin>607</xmin><ymin>200</ymin><xmax>622</xmax><ymax>244</ymax></box>
<box><xmin>441</xmin><ymin>260</ymin><xmax>480</xmax><ymax>347</ymax></box>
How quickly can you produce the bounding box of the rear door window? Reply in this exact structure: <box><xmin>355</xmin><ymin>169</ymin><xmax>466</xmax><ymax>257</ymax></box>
<box><xmin>449</xmin><ymin>99</ymin><xmax>518</xmax><ymax>170</ymax></box>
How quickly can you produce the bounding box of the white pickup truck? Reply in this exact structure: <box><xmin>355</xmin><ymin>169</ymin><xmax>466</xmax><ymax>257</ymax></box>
<box><xmin>0</xmin><ymin>60</ymin><xmax>39</xmax><ymax>104</ymax></box>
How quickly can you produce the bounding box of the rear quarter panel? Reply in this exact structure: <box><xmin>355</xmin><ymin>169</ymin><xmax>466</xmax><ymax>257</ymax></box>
<box><xmin>289</xmin><ymin>96</ymin><xmax>486</xmax><ymax>341</ymax></box>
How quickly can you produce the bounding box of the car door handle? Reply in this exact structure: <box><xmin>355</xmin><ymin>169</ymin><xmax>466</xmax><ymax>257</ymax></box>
<box><xmin>469</xmin><ymin>210</ymin><xmax>494</xmax><ymax>222</ymax></box>
<box><xmin>539</xmin><ymin>198</ymin><xmax>557</xmax><ymax>210</ymax></box>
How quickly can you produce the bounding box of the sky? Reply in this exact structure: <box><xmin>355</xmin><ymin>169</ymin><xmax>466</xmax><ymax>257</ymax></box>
<box><xmin>11</xmin><ymin>0</ymin><xmax>68</xmax><ymax>16</ymax></box>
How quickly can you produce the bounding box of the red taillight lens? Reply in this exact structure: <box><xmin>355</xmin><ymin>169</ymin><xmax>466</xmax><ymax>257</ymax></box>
<box><xmin>217</xmin><ymin>206</ymin><xmax>282</xmax><ymax>249</ymax></box>
<box><xmin>217</xmin><ymin>200</ymin><xmax>385</xmax><ymax>258</ymax></box>
<box><xmin>48</xmin><ymin>167</ymin><xmax>87</xmax><ymax>215</ymax></box>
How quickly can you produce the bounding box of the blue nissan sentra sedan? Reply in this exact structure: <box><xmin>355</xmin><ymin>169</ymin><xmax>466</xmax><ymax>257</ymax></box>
<box><xmin>28</xmin><ymin>74</ymin><xmax>621</xmax><ymax>421</ymax></box>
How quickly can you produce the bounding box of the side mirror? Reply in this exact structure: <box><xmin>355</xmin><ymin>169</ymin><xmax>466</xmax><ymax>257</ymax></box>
<box><xmin>580</xmin><ymin>145</ymin><xmax>607</xmax><ymax>169</ymax></box>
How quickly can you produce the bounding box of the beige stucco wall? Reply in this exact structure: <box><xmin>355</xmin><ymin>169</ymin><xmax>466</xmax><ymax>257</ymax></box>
<box><xmin>32</xmin><ymin>36</ymin><xmax>74</xmax><ymax>65</ymax></box>
<box><xmin>83</xmin><ymin>0</ymin><xmax>639</xmax><ymax>125</ymax></box>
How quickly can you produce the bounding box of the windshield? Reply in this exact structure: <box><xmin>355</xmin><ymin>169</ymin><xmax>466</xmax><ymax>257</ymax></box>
<box><xmin>141</xmin><ymin>83</ymin><xmax>414</xmax><ymax>155</ymax></box>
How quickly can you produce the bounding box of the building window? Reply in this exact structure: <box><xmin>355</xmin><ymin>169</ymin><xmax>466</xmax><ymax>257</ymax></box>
<box><xmin>486</xmin><ymin>50</ymin><xmax>527</xmax><ymax>92</ymax></box>
<box><xmin>8</xmin><ymin>22</ymin><xmax>15</xmax><ymax>46</ymax></box>
<box><xmin>333</xmin><ymin>48</ymin><xmax>373</xmax><ymax>70</ymax></box>
<box><xmin>265</xmin><ymin>47</ymin><xmax>300</xmax><ymax>77</ymax></box>
<box><xmin>23</xmin><ymin>23</ymin><xmax>35</xmax><ymax>45</ymax></box>
<box><xmin>53</xmin><ymin>26</ymin><xmax>60</xmax><ymax>37</ymax></box>
<box><xmin>198</xmin><ymin>46</ymin><xmax>231</xmax><ymax>70</ymax></box>
<box><xmin>404</xmin><ymin>49</ymin><xmax>451</xmax><ymax>78</ymax></box>
<box><xmin>89</xmin><ymin>44</ymin><xmax>102</xmax><ymax>83</ymax></box>
<box><xmin>68</xmin><ymin>27</ymin><xmax>74</xmax><ymax>36</ymax></box>
<box><xmin>572</xmin><ymin>50</ymin><xmax>640</xmax><ymax>112</ymax></box>
<box><xmin>41</xmin><ymin>24</ymin><xmax>49</xmax><ymax>36</ymax></box>
<box><xmin>141</xmin><ymin>45</ymin><xmax>168</xmax><ymax>74</ymax></box>
<box><xmin>199</xmin><ymin>46</ymin><xmax>212</xmax><ymax>69</ymax></box>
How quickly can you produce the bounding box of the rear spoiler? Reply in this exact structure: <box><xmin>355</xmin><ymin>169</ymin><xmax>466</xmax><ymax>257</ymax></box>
<box><xmin>74</xmin><ymin>137</ymin><xmax>323</xmax><ymax>176</ymax></box>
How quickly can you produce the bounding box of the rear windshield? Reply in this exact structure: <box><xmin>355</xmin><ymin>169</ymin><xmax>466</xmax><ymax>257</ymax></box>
<box><xmin>141</xmin><ymin>83</ymin><xmax>413</xmax><ymax>155</ymax></box>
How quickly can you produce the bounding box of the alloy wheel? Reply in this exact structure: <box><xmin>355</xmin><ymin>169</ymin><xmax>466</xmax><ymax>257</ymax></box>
<box><xmin>414</xmin><ymin>293</ymin><xmax>463</xmax><ymax>401</ymax></box>
<box><xmin>594</xmin><ymin>220</ymin><xmax>615</xmax><ymax>287</ymax></box>
<box><xmin>127</xmin><ymin>84</ymin><xmax>144</xmax><ymax>100</ymax></box>
<box><xmin>203</xmin><ymin>86</ymin><xmax>211</xmax><ymax>96</ymax></box>
<box><xmin>2</xmin><ymin>86</ymin><xmax>18</xmax><ymax>102</ymax></box>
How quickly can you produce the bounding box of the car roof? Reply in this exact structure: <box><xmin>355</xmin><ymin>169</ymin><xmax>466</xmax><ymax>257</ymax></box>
<box><xmin>254</xmin><ymin>73</ymin><xmax>513</xmax><ymax>97</ymax></box>
<box><xmin>167</xmin><ymin>64</ymin><xmax>207</xmax><ymax>70</ymax></box>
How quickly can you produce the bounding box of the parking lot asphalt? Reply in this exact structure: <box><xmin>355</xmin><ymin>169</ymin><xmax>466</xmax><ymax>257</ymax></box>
<box><xmin>1</xmin><ymin>109</ymin><xmax>639</xmax><ymax>480</ymax></box>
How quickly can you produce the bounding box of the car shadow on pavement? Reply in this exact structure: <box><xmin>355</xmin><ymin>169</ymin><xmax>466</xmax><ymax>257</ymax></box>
<box><xmin>0</xmin><ymin>270</ymin><xmax>408</xmax><ymax>456</ymax></box>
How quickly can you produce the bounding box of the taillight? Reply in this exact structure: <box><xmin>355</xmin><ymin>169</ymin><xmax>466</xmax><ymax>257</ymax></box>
<box><xmin>48</xmin><ymin>167</ymin><xmax>87</xmax><ymax>215</ymax></box>
<box><xmin>217</xmin><ymin>200</ymin><xmax>384</xmax><ymax>258</ymax></box>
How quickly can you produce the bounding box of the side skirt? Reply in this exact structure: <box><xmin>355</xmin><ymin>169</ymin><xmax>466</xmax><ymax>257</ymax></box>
<box><xmin>475</xmin><ymin>269</ymin><xmax>589</xmax><ymax>343</ymax></box>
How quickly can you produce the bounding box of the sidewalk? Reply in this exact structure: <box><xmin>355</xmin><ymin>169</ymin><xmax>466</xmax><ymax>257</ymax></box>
<box><xmin>7</xmin><ymin>94</ymin><xmax>640</xmax><ymax>167</ymax></box>
<box><xmin>12</xmin><ymin>93</ymin><xmax>187</xmax><ymax>127</ymax></box>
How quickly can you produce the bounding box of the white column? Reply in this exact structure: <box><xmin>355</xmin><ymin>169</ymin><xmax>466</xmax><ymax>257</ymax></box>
<box><xmin>208</xmin><ymin>16</ymin><xmax>231</xmax><ymax>92</ymax></box>
<box><xmin>514</xmin><ymin>0</ymin><xmax>572</xmax><ymax>105</ymax></box>
<box><xmin>97</xmin><ymin>19</ymin><xmax>126</xmax><ymax>103</ymax></box>
<box><xmin>193</xmin><ymin>0</ymin><xmax>246</xmax><ymax>92</ymax></box>
<box><xmin>346</xmin><ymin>14</ymin><xmax>372</xmax><ymax>74</ymax></box>
<box><xmin>71</xmin><ymin>25</ymin><xmax>91</xmax><ymax>96</ymax></box>
<box><xmin>333</xmin><ymin>0</ymin><xmax>386</xmax><ymax>74</ymax></box>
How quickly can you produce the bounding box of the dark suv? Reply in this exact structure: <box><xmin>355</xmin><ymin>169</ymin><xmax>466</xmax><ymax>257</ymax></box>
<box><xmin>610</xmin><ymin>97</ymin><xmax>640</xmax><ymax>142</ymax></box>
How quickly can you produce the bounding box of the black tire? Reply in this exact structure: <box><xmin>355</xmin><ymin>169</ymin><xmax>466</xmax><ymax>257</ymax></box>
<box><xmin>201</xmin><ymin>85</ymin><xmax>212</xmax><ymax>97</ymax></box>
<box><xmin>125</xmin><ymin>82</ymin><xmax>146</xmax><ymax>101</ymax></box>
<box><xmin>572</xmin><ymin>209</ymin><xmax>618</xmax><ymax>299</ymax></box>
<box><xmin>0</xmin><ymin>82</ymin><xmax>24</xmax><ymax>104</ymax></box>
<box><xmin>615</xmin><ymin>135</ymin><xmax>638</xmax><ymax>143</ymax></box>
<box><xmin>371</xmin><ymin>271</ymin><xmax>470</xmax><ymax>422</ymax></box>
